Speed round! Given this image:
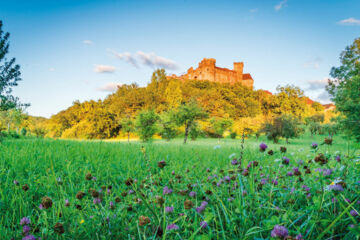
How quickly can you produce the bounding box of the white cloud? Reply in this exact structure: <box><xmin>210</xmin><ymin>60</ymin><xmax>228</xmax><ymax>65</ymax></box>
<box><xmin>110</xmin><ymin>50</ymin><xmax>178</xmax><ymax>70</ymax></box>
<box><xmin>306</xmin><ymin>78</ymin><xmax>329</xmax><ymax>91</ymax></box>
<box><xmin>304</xmin><ymin>57</ymin><xmax>322</xmax><ymax>69</ymax></box>
<box><xmin>98</xmin><ymin>82</ymin><xmax>122</xmax><ymax>92</ymax></box>
<box><xmin>338</xmin><ymin>18</ymin><xmax>360</xmax><ymax>25</ymax></box>
<box><xmin>250</xmin><ymin>8</ymin><xmax>258</xmax><ymax>13</ymax></box>
<box><xmin>316</xmin><ymin>91</ymin><xmax>331</xmax><ymax>103</ymax></box>
<box><xmin>111</xmin><ymin>50</ymin><xmax>139</xmax><ymax>68</ymax></box>
<box><xmin>83</xmin><ymin>40</ymin><xmax>93</xmax><ymax>45</ymax></box>
<box><xmin>94</xmin><ymin>64</ymin><xmax>116</xmax><ymax>73</ymax></box>
<box><xmin>136</xmin><ymin>51</ymin><xmax>178</xmax><ymax>70</ymax></box>
<box><xmin>49</xmin><ymin>67</ymin><xmax>55</xmax><ymax>72</ymax></box>
<box><xmin>275</xmin><ymin>0</ymin><xmax>288</xmax><ymax>11</ymax></box>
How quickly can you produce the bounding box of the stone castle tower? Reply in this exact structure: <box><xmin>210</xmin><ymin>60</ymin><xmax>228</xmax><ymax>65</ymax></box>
<box><xmin>168</xmin><ymin>58</ymin><xmax>254</xmax><ymax>88</ymax></box>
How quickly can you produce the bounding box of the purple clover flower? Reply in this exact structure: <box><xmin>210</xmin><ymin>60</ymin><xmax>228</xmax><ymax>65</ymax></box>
<box><xmin>189</xmin><ymin>191</ymin><xmax>196</xmax><ymax>198</ymax></box>
<box><xmin>167</xmin><ymin>223</ymin><xmax>179</xmax><ymax>230</ymax></box>
<box><xmin>259</xmin><ymin>143</ymin><xmax>268</xmax><ymax>152</ymax></box>
<box><xmin>323</xmin><ymin>169</ymin><xmax>333</xmax><ymax>176</ymax></box>
<box><xmin>163</xmin><ymin>186</ymin><xmax>173</xmax><ymax>195</ymax></box>
<box><xmin>271</xmin><ymin>225</ymin><xmax>289</xmax><ymax>238</ymax></box>
<box><xmin>350</xmin><ymin>210</ymin><xmax>358</xmax><ymax>216</ymax></box>
<box><xmin>287</xmin><ymin>171</ymin><xmax>293</xmax><ymax>176</ymax></box>
<box><xmin>23</xmin><ymin>225</ymin><xmax>31</xmax><ymax>234</ymax></box>
<box><xmin>282</xmin><ymin>156</ymin><xmax>290</xmax><ymax>165</ymax></box>
<box><xmin>312</xmin><ymin>142</ymin><xmax>318</xmax><ymax>149</ymax></box>
<box><xmin>93</xmin><ymin>198</ymin><xmax>101</xmax><ymax>204</ymax></box>
<box><xmin>200</xmin><ymin>221</ymin><xmax>208</xmax><ymax>228</ymax></box>
<box><xmin>260</xmin><ymin>178</ymin><xmax>267</xmax><ymax>185</ymax></box>
<box><xmin>22</xmin><ymin>235</ymin><xmax>36</xmax><ymax>240</ymax></box>
<box><xmin>231</xmin><ymin>159</ymin><xmax>238</xmax><ymax>165</ymax></box>
<box><xmin>165</xmin><ymin>206</ymin><xmax>174</xmax><ymax>213</ymax></box>
<box><xmin>20</xmin><ymin>217</ymin><xmax>31</xmax><ymax>225</ymax></box>
<box><xmin>328</xmin><ymin>184</ymin><xmax>344</xmax><ymax>191</ymax></box>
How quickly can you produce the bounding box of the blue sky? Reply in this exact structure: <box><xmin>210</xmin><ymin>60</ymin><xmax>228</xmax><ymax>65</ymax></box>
<box><xmin>1</xmin><ymin>0</ymin><xmax>359</xmax><ymax>117</ymax></box>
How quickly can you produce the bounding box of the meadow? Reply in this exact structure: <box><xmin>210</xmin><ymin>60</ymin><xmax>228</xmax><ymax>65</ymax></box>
<box><xmin>0</xmin><ymin>133</ymin><xmax>359</xmax><ymax>239</ymax></box>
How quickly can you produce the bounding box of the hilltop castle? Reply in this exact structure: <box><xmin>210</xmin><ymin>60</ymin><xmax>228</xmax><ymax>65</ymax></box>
<box><xmin>167</xmin><ymin>58</ymin><xmax>254</xmax><ymax>88</ymax></box>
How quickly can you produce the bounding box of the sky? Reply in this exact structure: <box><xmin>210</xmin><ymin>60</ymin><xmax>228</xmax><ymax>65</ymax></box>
<box><xmin>1</xmin><ymin>0</ymin><xmax>360</xmax><ymax>117</ymax></box>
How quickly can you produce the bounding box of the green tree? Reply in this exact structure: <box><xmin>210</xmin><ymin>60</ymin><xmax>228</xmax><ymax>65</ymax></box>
<box><xmin>209</xmin><ymin>118</ymin><xmax>233</xmax><ymax>140</ymax></box>
<box><xmin>135</xmin><ymin>110</ymin><xmax>159</xmax><ymax>142</ymax></box>
<box><xmin>0</xmin><ymin>21</ymin><xmax>25</xmax><ymax>110</ymax></box>
<box><xmin>261</xmin><ymin>114</ymin><xmax>303</xmax><ymax>144</ymax></box>
<box><xmin>158</xmin><ymin>111</ymin><xmax>178</xmax><ymax>141</ymax></box>
<box><xmin>175</xmin><ymin>100</ymin><xmax>208</xmax><ymax>144</ymax></box>
<box><xmin>327</xmin><ymin>37</ymin><xmax>360</xmax><ymax>141</ymax></box>
<box><xmin>121</xmin><ymin>117</ymin><xmax>134</xmax><ymax>142</ymax></box>
<box><xmin>309</xmin><ymin>121</ymin><xmax>321</xmax><ymax>137</ymax></box>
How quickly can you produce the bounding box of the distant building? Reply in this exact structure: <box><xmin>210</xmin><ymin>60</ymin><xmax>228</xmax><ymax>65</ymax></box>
<box><xmin>167</xmin><ymin>58</ymin><xmax>254</xmax><ymax>88</ymax></box>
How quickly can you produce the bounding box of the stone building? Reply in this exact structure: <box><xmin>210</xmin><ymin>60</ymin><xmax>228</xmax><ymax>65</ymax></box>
<box><xmin>167</xmin><ymin>58</ymin><xmax>254</xmax><ymax>88</ymax></box>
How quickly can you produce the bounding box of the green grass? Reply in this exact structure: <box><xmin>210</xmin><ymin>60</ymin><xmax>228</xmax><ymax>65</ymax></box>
<box><xmin>0</xmin><ymin>134</ymin><xmax>359</xmax><ymax>239</ymax></box>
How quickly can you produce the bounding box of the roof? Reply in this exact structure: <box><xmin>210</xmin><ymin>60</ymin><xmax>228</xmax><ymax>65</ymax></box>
<box><xmin>242</xmin><ymin>73</ymin><xmax>253</xmax><ymax>80</ymax></box>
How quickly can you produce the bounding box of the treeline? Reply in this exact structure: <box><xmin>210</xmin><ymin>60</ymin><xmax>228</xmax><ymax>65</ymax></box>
<box><xmin>37</xmin><ymin>69</ymin><xmax>327</xmax><ymax>140</ymax></box>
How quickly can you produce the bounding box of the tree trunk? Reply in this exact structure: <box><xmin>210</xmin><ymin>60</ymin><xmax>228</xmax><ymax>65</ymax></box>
<box><xmin>286</xmin><ymin>138</ymin><xmax>289</xmax><ymax>144</ymax></box>
<box><xmin>127</xmin><ymin>132</ymin><xmax>130</xmax><ymax>142</ymax></box>
<box><xmin>184</xmin><ymin>124</ymin><xmax>189</xmax><ymax>144</ymax></box>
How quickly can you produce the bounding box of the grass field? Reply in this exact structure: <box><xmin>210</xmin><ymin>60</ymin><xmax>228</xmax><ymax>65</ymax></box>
<box><xmin>0</xmin><ymin>134</ymin><xmax>359</xmax><ymax>239</ymax></box>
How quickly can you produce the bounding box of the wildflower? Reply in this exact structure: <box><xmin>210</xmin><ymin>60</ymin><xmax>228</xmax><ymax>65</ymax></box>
<box><xmin>54</xmin><ymin>222</ymin><xmax>65</xmax><ymax>234</ymax></box>
<box><xmin>128</xmin><ymin>189</ymin><xmax>135</xmax><ymax>195</ymax></box>
<box><xmin>311</xmin><ymin>142</ymin><xmax>318</xmax><ymax>149</ymax></box>
<box><xmin>297</xmin><ymin>159</ymin><xmax>304</xmax><ymax>165</ymax></box>
<box><xmin>196</xmin><ymin>201</ymin><xmax>208</xmax><ymax>213</ymax></box>
<box><xmin>184</xmin><ymin>200</ymin><xmax>194</xmax><ymax>209</ymax></box>
<box><xmin>39</xmin><ymin>204</ymin><xmax>44</xmax><ymax>210</ymax></box>
<box><xmin>214</xmin><ymin>145</ymin><xmax>221</xmax><ymax>150</ymax></box>
<box><xmin>110</xmin><ymin>201</ymin><xmax>115</xmax><ymax>210</ymax></box>
<box><xmin>64</xmin><ymin>199</ymin><xmax>70</xmax><ymax>207</ymax></box>
<box><xmin>268</xmin><ymin>150</ymin><xmax>274</xmax><ymax>155</ymax></box>
<box><xmin>23</xmin><ymin>225</ymin><xmax>31</xmax><ymax>234</ymax></box>
<box><xmin>41</xmin><ymin>196</ymin><xmax>53</xmax><ymax>209</ymax></box>
<box><xmin>314</xmin><ymin>153</ymin><xmax>328</xmax><ymax>165</ymax></box>
<box><xmin>335</xmin><ymin>155</ymin><xmax>341</xmax><ymax>162</ymax></box>
<box><xmin>323</xmin><ymin>169</ymin><xmax>333</xmax><ymax>176</ymax></box>
<box><xmin>76</xmin><ymin>191</ymin><xmax>86</xmax><ymax>200</ymax></box>
<box><xmin>20</xmin><ymin>217</ymin><xmax>31</xmax><ymax>225</ymax></box>
<box><xmin>350</xmin><ymin>210</ymin><xmax>358</xmax><ymax>217</ymax></box>
<box><xmin>231</xmin><ymin>159</ymin><xmax>238</xmax><ymax>165</ymax></box>
<box><xmin>22</xmin><ymin>235</ymin><xmax>36</xmax><ymax>240</ymax></box>
<box><xmin>200</xmin><ymin>221</ymin><xmax>208</xmax><ymax>228</ymax></box>
<box><xmin>80</xmin><ymin>219</ymin><xmax>84</xmax><ymax>224</ymax></box>
<box><xmin>163</xmin><ymin>186</ymin><xmax>173</xmax><ymax>195</ymax></box>
<box><xmin>259</xmin><ymin>143</ymin><xmax>268</xmax><ymax>152</ymax></box>
<box><xmin>93</xmin><ymin>198</ymin><xmax>101</xmax><ymax>205</ymax></box>
<box><xmin>22</xmin><ymin>184</ymin><xmax>29</xmax><ymax>192</ymax></box>
<box><xmin>293</xmin><ymin>167</ymin><xmax>301</xmax><ymax>176</ymax></box>
<box><xmin>165</xmin><ymin>206</ymin><xmax>174</xmax><ymax>213</ymax></box>
<box><xmin>302</xmin><ymin>185</ymin><xmax>310</xmax><ymax>192</ymax></box>
<box><xmin>224</xmin><ymin>176</ymin><xmax>231</xmax><ymax>182</ymax></box>
<box><xmin>324</xmin><ymin>138</ymin><xmax>333</xmax><ymax>145</ymax></box>
<box><xmin>260</xmin><ymin>178</ymin><xmax>267</xmax><ymax>185</ymax></box>
<box><xmin>227</xmin><ymin>197</ymin><xmax>234</xmax><ymax>202</ymax></box>
<box><xmin>327</xmin><ymin>184</ymin><xmax>344</xmax><ymax>192</ymax></box>
<box><xmin>167</xmin><ymin>223</ymin><xmax>179</xmax><ymax>230</ymax></box>
<box><xmin>14</xmin><ymin>180</ymin><xmax>19</xmax><ymax>185</ymax></box>
<box><xmin>272</xmin><ymin>179</ymin><xmax>278</xmax><ymax>185</ymax></box>
<box><xmin>295</xmin><ymin>234</ymin><xmax>304</xmax><ymax>240</ymax></box>
<box><xmin>189</xmin><ymin>191</ymin><xmax>197</xmax><ymax>198</ymax></box>
<box><xmin>287</xmin><ymin>171</ymin><xmax>293</xmax><ymax>176</ymax></box>
<box><xmin>280</xmin><ymin>146</ymin><xmax>287</xmax><ymax>153</ymax></box>
<box><xmin>85</xmin><ymin>172</ymin><xmax>92</xmax><ymax>180</ymax></box>
<box><xmin>125</xmin><ymin>178</ymin><xmax>133</xmax><ymax>186</ymax></box>
<box><xmin>282</xmin><ymin>157</ymin><xmax>290</xmax><ymax>165</ymax></box>
<box><xmin>271</xmin><ymin>225</ymin><xmax>289</xmax><ymax>238</ymax></box>
<box><xmin>157</xmin><ymin>160</ymin><xmax>167</xmax><ymax>168</ymax></box>
<box><xmin>138</xmin><ymin>216</ymin><xmax>151</xmax><ymax>226</ymax></box>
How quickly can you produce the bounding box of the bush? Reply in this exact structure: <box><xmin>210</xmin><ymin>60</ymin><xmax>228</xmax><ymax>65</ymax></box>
<box><xmin>230</xmin><ymin>132</ymin><xmax>237</xmax><ymax>139</ymax></box>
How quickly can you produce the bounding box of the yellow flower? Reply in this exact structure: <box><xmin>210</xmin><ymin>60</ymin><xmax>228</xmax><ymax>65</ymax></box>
<box><xmin>80</xmin><ymin>219</ymin><xmax>84</xmax><ymax>224</ymax></box>
<box><xmin>330</xmin><ymin>182</ymin><xmax>335</xmax><ymax>185</ymax></box>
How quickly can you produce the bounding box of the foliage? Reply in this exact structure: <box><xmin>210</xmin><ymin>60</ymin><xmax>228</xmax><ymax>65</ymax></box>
<box><xmin>327</xmin><ymin>37</ymin><xmax>360</xmax><ymax>141</ymax></box>
<box><xmin>158</xmin><ymin>111</ymin><xmax>178</xmax><ymax>141</ymax></box>
<box><xmin>174</xmin><ymin>100</ymin><xmax>208</xmax><ymax>143</ymax></box>
<box><xmin>120</xmin><ymin>117</ymin><xmax>135</xmax><ymax>142</ymax></box>
<box><xmin>135</xmin><ymin>109</ymin><xmax>159</xmax><ymax>142</ymax></box>
<box><xmin>261</xmin><ymin>114</ymin><xmax>303</xmax><ymax>143</ymax></box>
<box><xmin>208</xmin><ymin>118</ymin><xmax>233</xmax><ymax>138</ymax></box>
<box><xmin>0</xmin><ymin>21</ymin><xmax>27</xmax><ymax>110</ymax></box>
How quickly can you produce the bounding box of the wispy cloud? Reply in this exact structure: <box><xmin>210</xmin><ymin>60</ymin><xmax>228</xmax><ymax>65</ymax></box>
<box><xmin>49</xmin><ymin>67</ymin><xmax>55</xmax><ymax>72</ymax></box>
<box><xmin>274</xmin><ymin>0</ymin><xmax>288</xmax><ymax>11</ymax></box>
<box><xmin>136</xmin><ymin>51</ymin><xmax>178</xmax><ymax>70</ymax></box>
<box><xmin>83</xmin><ymin>40</ymin><xmax>93</xmax><ymax>45</ymax></box>
<box><xmin>306</xmin><ymin>78</ymin><xmax>329</xmax><ymax>91</ymax></box>
<box><xmin>338</xmin><ymin>18</ymin><xmax>360</xmax><ymax>25</ymax></box>
<box><xmin>94</xmin><ymin>64</ymin><xmax>116</xmax><ymax>73</ymax></box>
<box><xmin>98</xmin><ymin>82</ymin><xmax>122</xmax><ymax>92</ymax></box>
<box><xmin>316</xmin><ymin>91</ymin><xmax>331</xmax><ymax>103</ymax></box>
<box><xmin>304</xmin><ymin>57</ymin><xmax>322</xmax><ymax>69</ymax></box>
<box><xmin>110</xmin><ymin>50</ymin><xmax>139</xmax><ymax>68</ymax></box>
<box><xmin>109</xmin><ymin>50</ymin><xmax>178</xmax><ymax>70</ymax></box>
<box><xmin>250</xmin><ymin>8</ymin><xmax>258</xmax><ymax>13</ymax></box>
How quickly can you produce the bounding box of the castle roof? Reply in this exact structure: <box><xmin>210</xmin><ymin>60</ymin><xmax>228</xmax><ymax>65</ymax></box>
<box><xmin>242</xmin><ymin>73</ymin><xmax>253</xmax><ymax>80</ymax></box>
